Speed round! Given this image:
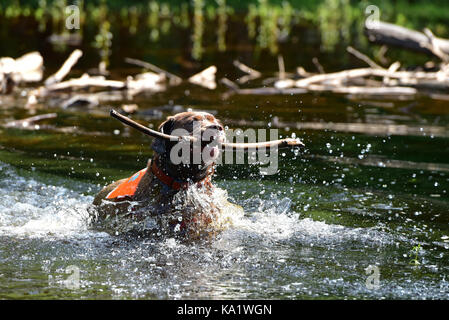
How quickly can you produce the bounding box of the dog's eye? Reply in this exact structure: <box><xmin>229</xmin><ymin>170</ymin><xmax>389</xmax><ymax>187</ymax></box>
<box><xmin>208</xmin><ymin>125</ymin><xmax>223</xmax><ymax>131</ymax></box>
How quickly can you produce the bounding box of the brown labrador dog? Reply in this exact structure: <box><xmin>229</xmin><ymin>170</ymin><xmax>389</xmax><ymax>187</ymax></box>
<box><xmin>91</xmin><ymin>111</ymin><xmax>303</xmax><ymax>239</ymax></box>
<box><xmin>92</xmin><ymin>111</ymin><xmax>237</xmax><ymax>239</ymax></box>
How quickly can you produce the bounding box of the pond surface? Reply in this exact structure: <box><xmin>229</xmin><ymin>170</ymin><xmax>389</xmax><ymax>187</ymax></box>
<box><xmin>1</xmin><ymin>4</ymin><xmax>449</xmax><ymax>299</ymax></box>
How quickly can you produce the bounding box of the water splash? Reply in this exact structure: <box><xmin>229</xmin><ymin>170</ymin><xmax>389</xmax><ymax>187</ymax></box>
<box><xmin>0</xmin><ymin>162</ymin><xmax>95</xmax><ymax>239</ymax></box>
<box><xmin>1</xmin><ymin>161</ymin><xmax>448</xmax><ymax>299</ymax></box>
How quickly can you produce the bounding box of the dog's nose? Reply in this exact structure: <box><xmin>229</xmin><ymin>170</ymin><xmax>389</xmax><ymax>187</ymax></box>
<box><xmin>201</xmin><ymin>125</ymin><xmax>225</xmax><ymax>145</ymax></box>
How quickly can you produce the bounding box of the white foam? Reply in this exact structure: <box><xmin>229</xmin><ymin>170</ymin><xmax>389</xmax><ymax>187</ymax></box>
<box><xmin>222</xmin><ymin>195</ymin><xmax>394</xmax><ymax>247</ymax></box>
<box><xmin>0</xmin><ymin>162</ymin><xmax>95</xmax><ymax>238</ymax></box>
<box><xmin>0</xmin><ymin>161</ymin><xmax>394</xmax><ymax>247</ymax></box>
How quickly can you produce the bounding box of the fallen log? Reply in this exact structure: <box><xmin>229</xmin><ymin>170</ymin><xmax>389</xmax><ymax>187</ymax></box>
<box><xmin>289</xmin><ymin>68</ymin><xmax>383</xmax><ymax>88</ymax></box>
<box><xmin>307</xmin><ymin>84</ymin><xmax>417</xmax><ymax>96</ymax></box>
<box><xmin>275</xmin><ymin>66</ymin><xmax>449</xmax><ymax>89</ymax></box>
<box><xmin>364</xmin><ymin>21</ymin><xmax>449</xmax><ymax>57</ymax></box>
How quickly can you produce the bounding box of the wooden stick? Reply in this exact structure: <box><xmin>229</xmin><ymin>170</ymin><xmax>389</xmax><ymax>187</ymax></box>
<box><xmin>233</xmin><ymin>60</ymin><xmax>261</xmax><ymax>84</ymax></box>
<box><xmin>365</xmin><ymin>21</ymin><xmax>449</xmax><ymax>57</ymax></box>
<box><xmin>46</xmin><ymin>74</ymin><xmax>125</xmax><ymax>92</ymax></box>
<box><xmin>45</xmin><ymin>49</ymin><xmax>83</xmax><ymax>86</ymax></box>
<box><xmin>220</xmin><ymin>77</ymin><xmax>239</xmax><ymax>91</ymax></box>
<box><xmin>233</xmin><ymin>60</ymin><xmax>261</xmax><ymax>76</ymax></box>
<box><xmin>188</xmin><ymin>66</ymin><xmax>217</xmax><ymax>90</ymax></box>
<box><xmin>110</xmin><ymin>109</ymin><xmax>304</xmax><ymax>150</ymax></box>
<box><xmin>312</xmin><ymin>57</ymin><xmax>325</xmax><ymax>74</ymax></box>
<box><xmin>383</xmin><ymin>61</ymin><xmax>400</xmax><ymax>85</ymax></box>
<box><xmin>347</xmin><ymin>46</ymin><xmax>383</xmax><ymax>69</ymax></box>
<box><xmin>125</xmin><ymin>57</ymin><xmax>182</xmax><ymax>85</ymax></box>
<box><xmin>296</xmin><ymin>67</ymin><xmax>316</xmax><ymax>77</ymax></box>
<box><xmin>321</xmin><ymin>85</ymin><xmax>416</xmax><ymax>96</ymax></box>
<box><xmin>222</xmin><ymin>138</ymin><xmax>304</xmax><ymax>151</ymax></box>
<box><xmin>423</xmin><ymin>28</ymin><xmax>449</xmax><ymax>63</ymax></box>
<box><xmin>278</xmin><ymin>55</ymin><xmax>286</xmax><ymax>79</ymax></box>
<box><xmin>110</xmin><ymin>109</ymin><xmax>195</xmax><ymax>142</ymax></box>
<box><xmin>4</xmin><ymin>113</ymin><xmax>57</xmax><ymax>128</ymax></box>
<box><xmin>233</xmin><ymin>86</ymin><xmax>307</xmax><ymax>95</ymax></box>
<box><xmin>294</xmin><ymin>68</ymin><xmax>380</xmax><ymax>87</ymax></box>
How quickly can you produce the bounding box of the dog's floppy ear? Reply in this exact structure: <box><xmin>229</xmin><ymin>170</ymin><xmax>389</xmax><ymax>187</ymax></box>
<box><xmin>151</xmin><ymin>117</ymin><xmax>175</xmax><ymax>154</ymax></box>
<box><xmin>160</xmin><ymin>116</ymin><xmax>175</xmax><ymax>134</ymax></box>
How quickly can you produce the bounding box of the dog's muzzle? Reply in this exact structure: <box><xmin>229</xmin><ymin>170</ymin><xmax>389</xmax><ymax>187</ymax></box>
<box><xmin>201</xmin><ymin>126</ymin><xmax>225</xmax><ymax>165</ymax></box>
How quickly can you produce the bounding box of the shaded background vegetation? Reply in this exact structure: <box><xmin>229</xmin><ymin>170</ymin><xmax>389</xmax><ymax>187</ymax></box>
<box><xmin>2</xmin><ymin>0</ymin><xmax>449</xmax><ymax>74</ymax></box>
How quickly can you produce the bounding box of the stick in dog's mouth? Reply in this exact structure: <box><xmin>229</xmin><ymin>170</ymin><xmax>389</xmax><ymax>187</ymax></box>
<box><xmin>110</xmin><ymin>109</ymin><xmax>305</xmax><ymax>151</ymax></box>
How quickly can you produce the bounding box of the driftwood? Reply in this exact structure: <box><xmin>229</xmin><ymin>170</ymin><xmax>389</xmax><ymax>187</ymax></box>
<box><xmin>218</xmin><ymin>22</ymin><xmax>448</xmax><ymax>100</ymax></box>
<box><xmin>347</xmin><ymin>46</ymin><xmax>382</xmax><ymax>69</ymax></box>
<box><xmin>365</xmin><ymin>21</ymin><xmax>449</xmax><ymax>57</ymax></box>
<box><xmin>45</xmin><ymin>49</ymin><xmax>83</xmax><ymax>86</ymax></box>
<box><xmin>188</xmin><ymin>66</ymin><xmax>217</xmax><ymax>90</ymax></box>
<box><xmin>31</xmin><ymin>72</ymin><xmax>169</xmax><ymax>100</ymax></box>
<box><xmin>423</xmin><ymin>28</ymin><xmax>449</xmax><ymax>63</ymax></box>
<box><xmin>224</xmin><ymin>57</ymin><xmax>449</xmax><ymax>99</ymax></box>
<box><xmin>126</xmin><ymin>72</ymin><xmax>166</xmax><ymax>95</ymax></box>
<box><xmin>309</xmin><ymin>85</ymin><xmax>417</xmax><ymax>96</ymax></box>
<box><xmin>278</xmin><ymin>55</ymin><xmax>286</xmax><ymax>79</ymax></box>
<box><xmin>233</xmin><ymin>60</ymin><xmax>262</xmax><ymax>84</ymax></box>
<box><xmin>312</xmin><ymin>57</ymin><xmax>325</xmax><ymax>74</ymax></box>
<box><xmin>0</xmin><ymin>52</ymin><xmax>43</xmax><ymax>82</ymax></box>
<box><xmin>24</xmin><ymin>52</ymin><xmax>220</xmax><ymax>105</ymax></box>
<box><xmin>125</xmin><ymin>57</ymin><xmax>182</xmax><ymax>85</ymax></box>
<box><xmin>4</xmin><ymin>113</ymin><xmax>57</xmax><ymax>129</ymax></box>
<box><xmin>267</xmin><ymin>25</ymin><xmax>449</xmax><ymax>100</ymax></box>
<box><xmin>0</xmin><ymin>52</ymin><xmax>43</xmax><ymax>93</ymax></box>
<box><xmin>39</xmin><ymin>74</ymin><xmax>125</xmax><ymax>94</ymax></box>
<box><xmin>10</xmin><ymin>20</ymin><xmax>449</xmax><ymax>109</ymax></box>
<box><xmin>220</xmin><ymin>77</ymin><xmax>307</xmax><ymax>96</ymax></box>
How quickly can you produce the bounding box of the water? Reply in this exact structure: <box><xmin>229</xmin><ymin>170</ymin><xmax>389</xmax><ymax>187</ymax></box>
<box><xmin>1</xmin><ymin>2</ymin><xmax>449</xmax><ymax>299</ymax></box>
<box><xmin>0</xmin><ymin>159</ymin><xmax>448</xmax><ymax>299</ymax></box>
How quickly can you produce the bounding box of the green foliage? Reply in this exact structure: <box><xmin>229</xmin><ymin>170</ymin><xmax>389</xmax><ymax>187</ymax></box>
<box><xmin>409</xmin><ymin>244</ymin><xmax>422</xmax><ymax>266</ymax></box>
<box><xmin>1</xmin><ymin>0</ymin><xmax>448</xmax><ymax>59</ymax></box>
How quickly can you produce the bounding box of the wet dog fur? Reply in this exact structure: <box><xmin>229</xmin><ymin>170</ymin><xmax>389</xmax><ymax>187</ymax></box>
<box><xmin>91</xmin><ymin>111</ymin><xmax>235</xmax><ymax>239</ymax></box>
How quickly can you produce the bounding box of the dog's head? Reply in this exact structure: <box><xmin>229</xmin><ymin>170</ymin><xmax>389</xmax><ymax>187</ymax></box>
<box><xmin>151</xmin><ymin>111</ymin><xmax>225</xmax><ymax>183</ymax></box>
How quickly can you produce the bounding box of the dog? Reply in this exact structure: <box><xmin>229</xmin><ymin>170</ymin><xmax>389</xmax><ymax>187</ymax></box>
<box><xmin>91</xmin><ymin>111</ymin><xmax>241</xmax><ymax>239</ymax></box>
<box><xmin>91</xmin><ymin>110</ymin><xmax>303</xmax><ymax>239</ymax></box>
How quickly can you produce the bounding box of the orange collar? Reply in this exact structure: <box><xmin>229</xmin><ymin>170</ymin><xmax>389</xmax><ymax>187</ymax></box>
<box><xmin>151</xmin><ymin>159</ymin><xmax>190</xmax><ymax>191</ymax></box>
